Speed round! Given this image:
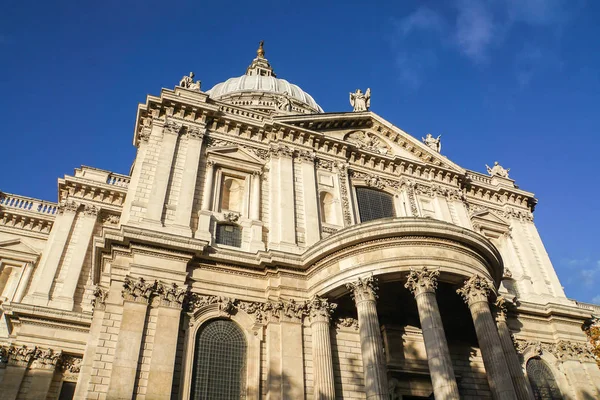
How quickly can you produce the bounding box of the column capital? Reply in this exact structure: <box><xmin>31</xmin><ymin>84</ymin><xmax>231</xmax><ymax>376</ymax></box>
<box><xmin>404</xmin><ymin>267</ymin><xmax>439</xmax><ymax>296</ymax></box>
<box><xmin>156</xmin><ymin>281</ymin><xmax>188</xmax><ymax>308</ymax></box>
<box><xmin>346</xmin><ymin>276</ymin><xmax>378</xmax><ymax>303</ymax></box>
<box><xmin>163</xmin><ymin>121</ymin><xmax>183</xmax><ymax>135</ymax></box>
<box><xmin>457</xmin><ymin>275</ymin><xmax>493</xmax><ymax>305</ymax></box>
<box><xmin>6</xmin><ymin>345</ymin><xmax>36</xmax><ymax>367</ymax></box>
<box><xmin>58</xmin><ymin>200</ymin><xmax>80</xmax><ymax>215</ymax></box>
<box><xmin>306</xmin><ymin>295</ymin><xmax>337</xmax><ymax>324</ymax></box>
<box><xmin>122</xmin><ymin>276</ymin><xmax>158</xmax><ymax>304</ymax></box>
<box><xmin>31</xmin><ymin>348</ymin><xmax>63</xmax><ymax>370</ymax></box>
<box><xmin>187</xmin><ymin>126</ymin><xmax>205</xmax><ymax>140</ymax></box>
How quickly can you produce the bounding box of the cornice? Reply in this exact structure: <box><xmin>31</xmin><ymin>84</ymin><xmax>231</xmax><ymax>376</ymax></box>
<box><xmin>2</xmin><ymin>303</ymin><xmax>92</xmax><ymax>327</ymax></box>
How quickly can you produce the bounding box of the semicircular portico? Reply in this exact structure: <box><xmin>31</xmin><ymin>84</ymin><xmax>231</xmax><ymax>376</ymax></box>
<box><xmin>303</xmin><ymin>217</ymin><xmax>503</xmax><ymax>297</ymax></box>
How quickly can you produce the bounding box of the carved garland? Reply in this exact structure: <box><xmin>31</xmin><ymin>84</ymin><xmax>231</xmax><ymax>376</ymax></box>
<box><xmin>513</xmin><ymin>339</ymin><xmax>596</xmax><ymax>363</ymax></box>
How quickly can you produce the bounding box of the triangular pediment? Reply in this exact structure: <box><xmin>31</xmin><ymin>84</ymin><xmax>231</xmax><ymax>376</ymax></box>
<box><xmin>470</xmin><ymin>210</ymin><xmax>510</xmax><ymax>239</ymax></box>
<box><xmin>207</xmin><ymin>146</ymin><xmax>265</xmax><ymax>165</ymax></box>
<box><xmin>275</xmin><ymin>112</ymin><xmax>464</xmax><ymax>173</ymax></box>
<box><xmin>0</xmin><ymin>238</ymin><xmax>41</xmax><ymax>261</ymax></box>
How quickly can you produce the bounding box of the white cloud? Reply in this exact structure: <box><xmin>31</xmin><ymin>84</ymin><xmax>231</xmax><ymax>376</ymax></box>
<box><xmin>397</xmin><ymin>7</ymin><xmax>445</xmax><ymax>36</ymax></box>
<box><xmin>591</xmin><ymin>295</ymin><xmax>600</xmax><ymax>306</ymax></box>
<box><xmin>454</xmin><ymin>0</ymin><xmax>496</xmax><ymax>62</ymax></box>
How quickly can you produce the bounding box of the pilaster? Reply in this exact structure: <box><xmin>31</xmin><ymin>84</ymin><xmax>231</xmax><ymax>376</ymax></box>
<box><xmin>268</xmin><ymin>145</ymin><xmax>296</xmax><ymax>250</ymax></box>
<box><xmin>24</xmin><ymin>348</ymin><xmax>62</xmax><ymax>400</ymax></box>
<box><xmin>170</xmin><ymin>127</ymin><xmax>204</xmax><ymax>236</ymax></box>
<box><xmin>27</xmin><ymin>201</ymin><xmax>78</xmax><ymax>306</ymax></box>
<box><xmin>144</xmin><ymin>121</ymin><xmax>181</xmax><ymax>224</ymax></box>
<box><xmin>404</xmin><ymin>267</ymin><xmax>459</xmax><ymax>399</ymax></box>
<box><xmin>121</xmin><ymin>123</ymin><xmax>152</xmax><ymax>225</ymax></box>
<box><xmin>196</xmin><ymin>160</ymin><xmax>215</xmax><ymax>242</ymax></box>
<box><xmin>298</xmin><ymin>151</ymin><xmax>320</xmax><ymax>246</ymax></box>
<box><xmin>346</xmin><ymin>276</ymin><xmax>388</xmax><ymax>400</ymax></box>
<box><xmin>0</xmin><ymin>346</ymin><xmax>35</xmax><ymax>400</ymax></box>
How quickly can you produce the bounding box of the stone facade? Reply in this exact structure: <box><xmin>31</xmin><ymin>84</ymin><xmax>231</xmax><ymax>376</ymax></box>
<box><xmin>0</xmin><ymin>44</ymin><xmax>599</xmax><ymax>399</ymax></box>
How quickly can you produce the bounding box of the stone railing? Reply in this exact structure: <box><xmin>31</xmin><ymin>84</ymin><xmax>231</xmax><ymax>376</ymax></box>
<box><xmin>574</xmin><ymin>300</ymin><xmax>600</xmax><ymax>314</ymax></box>
<box><xmin>106</xmin><ymin>173</ymin><xmax>130</xmax><ymax>188</ymax></box>
<box><xmin>0</xmin><ymin>192</ymin><xmax>58</xmax><ymax>215</ymax></box>
<box><xmin>466</xmin><ymin>171</ymin><xmax>492</xmax><ymax>185</ymax></box>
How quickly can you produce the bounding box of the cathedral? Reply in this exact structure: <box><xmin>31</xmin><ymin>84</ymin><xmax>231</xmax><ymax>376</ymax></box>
<box><xmin>0</xmin><ymin>42</ymin><xmax>599</xmax><ymax>400</ymax></box>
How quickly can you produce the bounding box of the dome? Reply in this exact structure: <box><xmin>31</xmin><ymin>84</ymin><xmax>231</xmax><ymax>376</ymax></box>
<box><xmin>207</xmin><ymin>75</ymin><xmax>323</xmax><ymax>113</ymax></box>
<box><xmin>206</xmin><ymin>41</ymin><xmax>323</xmax><ymax>114</ymax></box>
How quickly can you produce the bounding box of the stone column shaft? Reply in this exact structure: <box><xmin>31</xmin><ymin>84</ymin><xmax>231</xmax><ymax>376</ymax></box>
<box><xmin>405</xmin><ymin>268</ymin><xmax>459</xmax><ymax>399</ymax></box>
<box><xmin>307</xmin><ymin>296</ymin><xmax>337</xmax><ymax>400</ymax></box>
<box><xmin>0</xmin><ymin>364</ymin><xmax>27</xmax><ymax>400</ymax></box>
<box><xmin>495</xmin><ymin>299</ymin><xmax>534</xmax><ymax>400</ymax></box>
<box><xmin>347</xmin><ymin>277</ymin><xmax>388</xmax><ymax>400</ymax></box>
<box><xmin>173</xmin><ymin>130</ymin><xmax>203</xmax><ymax>233</ymax></box>
<box><xmin>24</xmin><ymin>367</ymin><xmax>55</xmax><ymax>400</ymax></box>
<box><xmin>458</xmin><ymin>276</ymin><xmax>517</xmax><ymax>400</ymax></box>
<box><xmin>145</xmin><ymin>123</ymin><xmax>180</xmax><ymax>222</ymax></box>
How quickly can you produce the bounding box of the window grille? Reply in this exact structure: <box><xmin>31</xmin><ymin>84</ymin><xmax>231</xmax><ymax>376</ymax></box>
<box><xmin>191</xmin><ymin>320</ymin><xmax>247</xmax><ymax>400</ymax></box>
<box><xmin>356</xmin><ymin>187</ymin><xmax>395</xmax><ymax>222</ymax></box>
<box><xmin>526</xmin><ymin>358</ymin><xmax>562</xmax><ymax>400</ymax></box>
<box><xmin>216</xmin><ymin>224</ymin><xmax>242</xmax><ymax>247</ymax></box>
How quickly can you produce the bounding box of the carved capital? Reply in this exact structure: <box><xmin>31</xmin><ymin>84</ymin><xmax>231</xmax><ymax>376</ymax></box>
<box><xmin>456</xmin><ymin>275</ymin><xmax>492</xmax><ymax>305</ymax></box>
<box><xmin>305</xmin><ymin>295</ymin><xmax>337</xmax><ymax>323</ymax></box>
<box><xmin>223</xmin><ymin>212</ymin><xmax>240</xmax><ymax>223</ymax></box>
<box><xmin>295</xmin><ymin>150</ymin><xmax>316</xmax><ymax>163</ymax></box>
<box><xmin>270</xmin><ymin>144</ymin><xmax>294</xmax><ymax>158</ymax></box>
<box><xmin>61</xmin><ymin>355</ymin><xmax>82</xmax><ymax>374</ymax></box>
<box><xmin>7</xmin><ymin>345</ymin><xmax>36</xmax><ymax>367</ymax></box>
<box><xmin>32</xmin><ymin>348</ymin><xmax>63</xmax><ymax>369</ymax></box>
<box><xmin>163</xmin><ymin>121</ymin><xmax>183</xmax><ymax>135</ymax></box>
<box><xmin>404</xmin><ymin>267</ymin><xmax>439</xmax><ymax>296</ymax></box>
<box><xmin>122</xmin><ymin>276</ymin><xmax>158</xmax><ymax>303</ymax></box>
<box><xmin>156</xmin><ymin>282</ymin><xmax>188</xmax><ymax>308</ymax></box>
<box><xmin>91</xmin><ymin>286</ymin><xmax>108</xmax><ymax>310</ymax></box>
<box><xmin>346</xmin><ymin>276</ymin><xmax>378</xmax><ymax>303</ymax></box>
<box><xmin>82</xmin><ymin>204</ymin><xmax>99</xmax><ymax>217</ymax></box>
<box><xmin>137</xmin><ymin>128</ymin><xmax>151</xmax><ymax>144</ymax></box>
<box><xmin>187</xmin><ymin>126</ymin><xmax>205</xmax><ymax>140</ymax></box>
<box><xmin>58</xmin><ymin>200</ymin><xmax>79</xmax><ymax>214</ymax></box>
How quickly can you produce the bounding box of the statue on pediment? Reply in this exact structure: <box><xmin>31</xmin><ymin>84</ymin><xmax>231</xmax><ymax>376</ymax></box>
<box><xmin>350</xmin><ymin>88</ymin><xmax>370</xmax><ymax>112</ymax></box>
<box><xmin>179</xmin><ymin>72</ymin><xmax>201</xmax><ymax>91</ymax></box>
<box><xmin>422</xmin><ymin>133</ymin><xmax>441</xmax><ymax>152</ymax></box>
<box><xmin>486</xmin><ymin>161</ymin><xmax>510</xmax><ymax>178</ymax></box>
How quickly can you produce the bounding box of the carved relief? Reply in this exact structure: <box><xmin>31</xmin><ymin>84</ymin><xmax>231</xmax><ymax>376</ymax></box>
<box><xmin>295</xmin><ymin>149</ymin><xmax>316</xmax><ymax>163</ymax></box>
<box><xmin>58</xmin><ymin>200</ymin><xmax>79</xmax><ymax>214</ymax></box>
<box><xmin>101</xmin><ymin>213</ymin><xmax>120</xmax><ymax>225</ymax></box>
<box><xmin>346</xmin><ymin>276</ymin><xmax>379</xmax><ymax>303</ymax></box>
<box><xmin>336</xmin><ymin>317</ymin><xmax>359</xmax><ymax>330</ymax></box>
<box><xmin>336</xmin><ymin>163</ymin><xmax>353</xmax><ymax>225</ymax></box>
<box><xmin>163</xmin><ymin>121</ymin><xmax>183</xmax><ymax>135</ymax></box>
<box><xmin>7</xmin><ymin>345</ymin><xmax>36</xmax><ymax>366</ymax></box>
<box><xmin>61</xmin><ymin>355</ymin><xmax>82</xmax><ymax>374</ymax></box>
<box><xmin>223</xmin><ymin>212</ymin><xmax>241</xmax><ymax>223</ymax></box>
<box><xmin>187</xmin><ymin>294</ymin><xmax>237</xmax><ymax>316</ymax></box>
<box><xmin>82</xmin><ymin>204</ymin><xmax>99</xmax><ymax>217</ymax></box>
<box><xmin>345</xmin><ymin>130</ymin><xmax>390</xmax><ymax>155</ymax></box>
<box><xmin>456</xmin><ymin>275</ymin><xmax>493</xmax><ymax>305</ymax></box>
<box><xmin>513</xmin><ymin>339</ymin><xmax>596</xmax><ymax>363</ymax></box>
<box><xmin>270</xmin><ymin>144</ymin><xmax>294</xmax><ymax>158</ymax></box>
<box><xmin>205</xmin><ymin>137</ymin><xmax>269</xmax><ymax>160</ymax></box>
<box><xmin>33</xmin><ymin>348</ymin><xmax>63</xmax><ymax>368</ymax></box>
<box><xmin>404</xmin><ymin>267</ymin><xmax>439</xmax><ymax>295</ymax></box>
<box><xmin>156</xmin><ymin>282</ymin><xmax>188</xmax><ymax>308</ymax></box>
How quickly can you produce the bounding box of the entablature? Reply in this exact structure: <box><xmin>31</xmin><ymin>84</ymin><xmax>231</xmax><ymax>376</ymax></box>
<box><xmin>0</xmin><ymin>192</ymin><xmax>56</xmax><ymax>237</ymax></box>
<box><xmin>58</xmin><ymin>166</ymin><xmax>129</xmax><ymax>212</ymax></box>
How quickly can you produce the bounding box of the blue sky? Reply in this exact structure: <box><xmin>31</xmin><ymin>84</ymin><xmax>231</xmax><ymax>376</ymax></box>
<box><xmin>1</xmin><ymin>1</ymin><xmax>599</xmax><ymax>304</ymax></box>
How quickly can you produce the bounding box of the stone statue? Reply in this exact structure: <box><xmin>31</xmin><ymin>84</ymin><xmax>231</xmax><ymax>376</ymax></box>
<box><xmin>486</xmin><ymin>161</ymin><xmax>510</xmax><ymax>178</ymax></box>
<box><xmin>276</xmin><ymin>92</ymin><xmax>292</xmax><ymax>111</ymax></box>
<box><xmin>350</xmin><ymin>88</ymin><xmax>370</xmax><ymax>112</ymax></box>
<box><xmin>422</xmin><ymin>133</ymin><xmax>441</xmax><ymax>152</ymax></box>
<box><xmin>179</xmin><ymin>72</ymin><xmax>201</xmax><ymax>91</ymax></box>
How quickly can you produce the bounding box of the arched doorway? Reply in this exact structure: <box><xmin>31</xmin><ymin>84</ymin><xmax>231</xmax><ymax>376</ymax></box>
<box><xmin>190</xmin><ymin>319</ymin><xmax>247</xmax><ymax>399</ymax></box>
<box><xmin>526</xmin><ymin>358</ymin><xmax>562</xmax><ymax>400</ymax></box>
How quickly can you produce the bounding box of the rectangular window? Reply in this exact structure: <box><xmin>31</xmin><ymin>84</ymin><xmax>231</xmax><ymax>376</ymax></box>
<box><xmin>58</xmin><ymin>382</ymin><xmax>76</xmax><ymax>400</ymax></box>
<box><xmin>356</xmin><ymin>187</ymin><xmax>395</xmax><ymax>222</ymax></box>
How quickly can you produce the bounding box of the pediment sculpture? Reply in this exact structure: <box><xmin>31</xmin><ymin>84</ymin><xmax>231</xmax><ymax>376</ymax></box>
<box><xmin>422</xmin><ymin>133</ymin><xmax>441</xmax><ymax>152</ymax></box>
<box><xmin>345</xmin><ymin>130</ymin><xmax>390</xmax><ymax>155</ymax></box>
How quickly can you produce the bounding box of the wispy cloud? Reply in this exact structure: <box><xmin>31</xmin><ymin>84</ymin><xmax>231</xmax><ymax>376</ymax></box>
<box><xmin>592</xmin><ymin>295</ymin><xmax>600</xmax><ymax>306</ymax></box>
<box><xmin>561</xmin><ymin>257</ymin><xmax>600</xmax><ymax>287</ymax></box>
<box><xmin>390</xmin><ymin>0</ymin><xmax>574</xmax><ymax>86</ymax></box>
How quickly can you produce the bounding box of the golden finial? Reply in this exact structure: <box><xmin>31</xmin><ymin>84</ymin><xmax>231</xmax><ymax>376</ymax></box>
<box><xmin>257</xmin><ymin>40</ymin><xmax>265</xmax><ymax>58</ymax></box>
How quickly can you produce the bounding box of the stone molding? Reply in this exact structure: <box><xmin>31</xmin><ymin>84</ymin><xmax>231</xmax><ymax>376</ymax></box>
<box><xmin>457</xmin><ymin>275</ymin><xmax>493</xmax><ymax>305</ymax></box>
<box><xmin>404</xmin><ymin>267</ymin><xmax>439</xmax><ymax>296</ymax></box>
<box><xmin>346</xmin><ymin>276</ymin><xmax>378</xmax><ymax>303</ymax></box>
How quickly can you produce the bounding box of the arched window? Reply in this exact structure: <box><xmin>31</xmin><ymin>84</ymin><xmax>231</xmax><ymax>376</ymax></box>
<box><xmin>319</xmin><ymin>192</ymin><xmax>337</xmax><ymax>225</ymax></box>
<box><xmin>220</xmin><ymin>177</ymin><xmax>245</xmax><ymax>213</ymax></box>
<box><xmin>355</xmin><ymin>187</ymin><xmax>395</xmax><ymax>222</ymax></box>
<box><xmin>191</xmin><ymin>320</ymin><xmax>247</xmax><ymax>400</ymax></box>
<box><xmin>216</xmin><ymin>224</ymin><xmax>242</xmax><ymax>247</ymax></box>
<box><xmin>526</xmin><ymin>358</ymin><xmax>562</xmax><ymax>400</ymax></box>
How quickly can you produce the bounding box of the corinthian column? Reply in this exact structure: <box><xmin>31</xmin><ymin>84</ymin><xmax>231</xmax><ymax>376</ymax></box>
<box><xmin>307</xmin><ymin>295</ymin><xmax>337</xmax><ymax>400</ymax></box>
<box><xmin>404</xmin><ymin>268</ymin><xmax>460</xmax><ymax>399</ymax></box>
<box><xmin>494</xmin><ymin>297</ymin><xmax>535</xmax><ymax>400</ymax></box>
<box><xmin>346</xmin><ymin>276</ymin><xmax>389</xmax><ymax>400</ymax></box>
<box><xmin>457</xmin><ymin>276</ymin><xmax>517</xmax><ymax>400</ymax></box>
